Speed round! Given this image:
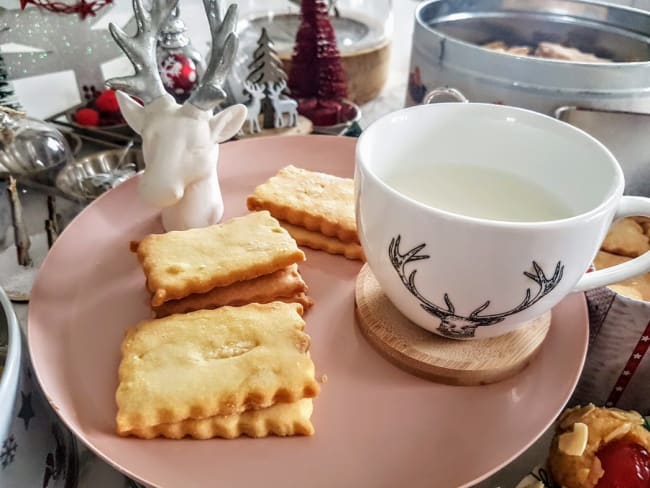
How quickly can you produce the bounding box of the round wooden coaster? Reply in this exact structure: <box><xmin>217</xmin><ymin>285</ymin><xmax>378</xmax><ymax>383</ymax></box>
<box><xmin>354</xmin><ymin>265</ymin><xmax>552</xmax><ymax>386</ymax></box>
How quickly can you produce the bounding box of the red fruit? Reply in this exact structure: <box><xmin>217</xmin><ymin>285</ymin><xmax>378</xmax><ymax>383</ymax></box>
<box><xmin>95</xmin><ymin>89</ymin><xmax>120</xmax><ymax>113</ymax></box>
<box><xmin>596</xmin><ymin>439</ymin><xmax>650</xmax><ymax>488</ymax></box>
<box><xmin>75</xmin><ymin>107</ymin><xmax>100</xmax><ymax>126</ymax></box>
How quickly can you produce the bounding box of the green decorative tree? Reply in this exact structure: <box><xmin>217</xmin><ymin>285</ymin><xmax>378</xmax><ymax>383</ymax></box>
<box><xmin>0</xmin><ymin>54</ymin><xmax>21</xmax><ymax>110</ymax></box>
<box><xmin>246</xmin><ymin>28</ymin><xmax>287</xmax><ymax>129</ymax></box>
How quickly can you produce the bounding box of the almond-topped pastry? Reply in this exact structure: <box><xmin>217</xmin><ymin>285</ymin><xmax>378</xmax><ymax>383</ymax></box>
<box><xmin>116</xmin><ymin>302</ymin><xmax>320</xmax><ymax>436</ymax></box>
<box><xmin>548</xmin><ymin>404</ymin><xmax>650</xmax><ymax>488</ymax></box>
<box><xmin>131</xmin><ymin>210</ymin><xmax>305</xmax><ymax>306</ymax></box>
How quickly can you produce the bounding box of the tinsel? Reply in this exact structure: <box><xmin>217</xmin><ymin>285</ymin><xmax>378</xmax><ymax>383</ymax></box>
<box><xmin>19</xmin><ymin>0</ymin><xmax>113</xmax><ymax>20</ymax></box>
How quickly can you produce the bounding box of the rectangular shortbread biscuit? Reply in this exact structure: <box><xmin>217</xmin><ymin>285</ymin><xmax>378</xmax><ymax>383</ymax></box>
<box><xmin>281</xmin><ymin>222</ymin><xmax>365</xmax><ymax>262</ymax></box>
<box><xmin>131</xmin><ymin>211</ymin><xmax>305</xmax><ymax>306</ymax></box>
<box><xmin>116</xmin><ymin>302</ymin><xmax>320</xmax><ymax>434</ymax></box>
<box><xmin>152</xmin><ymin>264</ymin><xmax>308</xmax><ymax>317</ymax></box>
<box><xmin>247</xmin><ymin>165</ymin><xmax>358</xmax><ymax>244</ymax></box>
<box><xmin>123</xmin><ymin>399</ymin><xmax>314</xmax><ymax>439</ymax></box>
<box><xmin>154</xmin><ymin>292</ymin><xmax>314</xmax><ymax>318</ymax></box>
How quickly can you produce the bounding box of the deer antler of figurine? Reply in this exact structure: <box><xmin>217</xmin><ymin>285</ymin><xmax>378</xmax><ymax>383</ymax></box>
<box><xmin>389</xmin><ymin>235</ymin><xmax>564</xmax><ymax>338</ymax></box>
<box><xmin>106</xmin><ymin>0</ymin><xmax>247</xmax><ymax>231</ymax></box>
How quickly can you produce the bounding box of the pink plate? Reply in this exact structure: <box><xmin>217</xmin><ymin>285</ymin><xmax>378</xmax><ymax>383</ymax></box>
<box><xmin>28</xmin><ymin>135</ymin><xmax>589</xmax><ymax>488</ymax></box>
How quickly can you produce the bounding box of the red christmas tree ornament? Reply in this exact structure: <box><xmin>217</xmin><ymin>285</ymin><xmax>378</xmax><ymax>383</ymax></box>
<box><xmin>158</xmin><ymin>52</ymin><xmax>198</xmax><ymax>100</ymax></box>
<box><xmin>596</xmin><ymin>439</ymin><xmax>650</xmax><ymax>488</ymax></box>
<box><xmin>95</xmin><ymin>89</ymin><xmax>120</xmax><ymax>113</ymax></box>
<box><xmin>288</xmin><ymin>0</ymin><xmax>350</xmax><ymax>126</ymax></box>
<box><xmin>75</xmin><ymin>107</ymin><xmax>100</xmax><ymax>126</ymax></box>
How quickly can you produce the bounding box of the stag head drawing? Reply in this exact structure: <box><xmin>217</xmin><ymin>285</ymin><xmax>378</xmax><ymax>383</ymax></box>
<box><xmin>106</xmin><ymin>0</ymin><xmax>247</xmax><ymax>231</ymax></box>
<box><xmin>389</xmin><ymin>236</ymin><xmax>564</xmax><ymax>338</ymax></box>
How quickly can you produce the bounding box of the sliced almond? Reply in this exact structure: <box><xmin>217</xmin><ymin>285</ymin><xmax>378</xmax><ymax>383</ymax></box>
<box><xmin>604</xmin><ymin>422</ymin><xmax>632</xmax><ymax>443</ymax></box>
<box><xmin>608</xmin><ymin>409</ymin><xmax>644</xmax><ymax>424</ymax></box>
<box><xmin>558</xmin><ymin>422</ymin><xmax>589</xmax><ymax>456</ymax></box>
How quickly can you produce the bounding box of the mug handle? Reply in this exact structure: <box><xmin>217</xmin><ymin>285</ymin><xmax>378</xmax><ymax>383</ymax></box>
<box><xmin>423</xmin><ymin>87</ymin><xmax>469</xmax><ymax>104</ymax></box>
<box><xmin>573</xmin><ymin>196</ymin><xmax>650</xmax><ymax>292</ymax></box>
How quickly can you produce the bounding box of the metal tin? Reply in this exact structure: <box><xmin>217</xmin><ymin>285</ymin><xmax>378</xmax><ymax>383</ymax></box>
<box><xmin>406</xmin><ymin>0</ymin><xmax>650</xmax><ymax>115</ymax></box>
<box><xmin>555</xmin><ymin>106</ymin><xmax>650</xmax><ymax>196</ymax></box>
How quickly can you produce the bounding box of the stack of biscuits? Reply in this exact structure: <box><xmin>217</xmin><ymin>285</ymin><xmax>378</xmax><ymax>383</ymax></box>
<box><xmin>131</xmin><ymin>211</ymin><xmax>313</xmax><ymax>318</ymax></box>
<box><xmin>117</xmin><ymin>211</ymin><xmax>320</xmax><ymax>439</ymax></box>
<box><xmin>247</xmin><ymin>165</ymin><xmax>365</xmax><ymax>261</ymax></box>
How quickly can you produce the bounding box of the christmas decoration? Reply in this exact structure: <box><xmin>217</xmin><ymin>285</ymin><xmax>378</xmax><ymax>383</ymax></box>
<box><xmin>95</xmin><ymin>89</ymin><xmax>119</xmax><ymax>113</ymax></box>
<box><xmin>158</xmin><ymin>52</ymin><xmax>198</xmax><ymax>102</ymax></box>
<box><xmin>268</xmin><ymin>79</ymin><xmax>298</xmax><ymax>128</ymax></box>
<box><xmin>107</xmin><ymin>0</ymin><xmax>246</xmax><ymax>232</ymax></box>
<box><xmin>71</xmin><ymin>88</ymin><xmax>126</xmax><ymax>128</ymax></box>
<box><xmin>0</xmin><ymin>108</ymin><xmax>73</xmax><ymax>185</ymax></box>
<box><xmin>0</xmin><ymin>6</ymin><xmax>131</xmax><ymax>101</ymax></box>
<box><xmin>288</xmin><ymin>0</ymin><xmax>351</xmax><ymax>126</ymax></box>
<box><xmin>246</xmin><ymin>28</ymin><xmax>289</xmax><ymax>129</ymax></box>
<box><xmin>45</xmin><ymin>195</ymin><xmax>63</xmax><ymax>248</ymax></box>
<box><xmin>241</xmin><ymin>81</ymin><xmax>265</xmax><ymax>134</ymax></box>
<box><xmin>0</xmin><ymin>435</ymin><xmax>17</xmax><ymax>469</ymax></box>
<box><xmin>7</xmin><ymin>176</ymin><xmax>32</xmax><ymax>267</ymax></box>
<box><xmin>74</xmin><ymin>107</ymin><xmax>99</xmax><ymax>126</ymax></box>
<box><xmin>0</xmin><ymin>54</ymin><xmax>21</xmax><ymax>110</ymax></box>
<box><xmin>17</xmin><ymin>391</ymin><xmax>35</xmax><ymax>429</ymax></box>
<box><xmin>19</xmin><ymin>0</ymin><xmax>113</xmax><ymax>20</ymax></box>
<box><xmin>157</xmin><ymin>6</ymin><xmax>204</xmax><ymax>103</ymax></box>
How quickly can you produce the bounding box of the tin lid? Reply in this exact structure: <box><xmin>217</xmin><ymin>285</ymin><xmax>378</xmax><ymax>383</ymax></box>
<box><xmin>413</xmin><ymin>0</ymin><xmax>650</xmax><ymax>92</ymax></box>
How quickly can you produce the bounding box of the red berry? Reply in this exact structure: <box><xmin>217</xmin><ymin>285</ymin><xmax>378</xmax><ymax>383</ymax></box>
<box><xmin>75</xmin><ymin>108</ymin><xmax>100</xmax><ymax>126</ymax></box>
<box><xmin>596</xmin><ymin>440</ymin><xmax>650</xmax><ymax>488</ymax></box>
<box><xmin>95</xmin><ymin>89</ymin><xmax>120</xmax><ymax>113</ymax></box>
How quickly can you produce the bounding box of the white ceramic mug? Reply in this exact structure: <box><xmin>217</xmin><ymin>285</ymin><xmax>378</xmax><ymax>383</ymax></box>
<box><xmin>355</xmin><ymin>101</ymin><xmax>650</xmax><ymax>339</ymax></box>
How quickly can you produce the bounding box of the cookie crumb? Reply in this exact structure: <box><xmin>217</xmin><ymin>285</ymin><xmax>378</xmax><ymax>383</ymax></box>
<box><xmin>321</xmin><ymin>374</ymin><xmax>328</xmax><ymax>384</ymax></box>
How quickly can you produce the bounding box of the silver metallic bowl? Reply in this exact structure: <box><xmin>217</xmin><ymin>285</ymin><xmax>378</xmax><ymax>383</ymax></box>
<box><xmin>0</xmin><ymin>117</ymin><xmax>74</xmax><ymax>185</ymax></box>
<box><xmin>406</xmin><ymin>0</ymin><xmax>650</xmax><ymax>114</ymax></box>
<box><xmin>55</xmin><ymin>149</ymin><xmax>144</xmax><ymax>202</ymax></box>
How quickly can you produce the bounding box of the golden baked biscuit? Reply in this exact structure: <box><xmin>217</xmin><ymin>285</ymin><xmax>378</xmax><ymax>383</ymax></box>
<box><xmin>548</xmin><ymin>404</ymin><xmax>650</xmax><ymax>488</ymax></box>
<box><xmin>116</xmin><ymin>302</ymin><xmax>320</xmax><ymax>435</ymax></box>
<box><xmin>125</xmin><ymin>399</ymin><xmax>315</xmax><ymax>439</ymax></box>
<box><xmin>131</xmin><ymin>211</ymin><xmax>305</xmax><ymax>306</ymax></box>
<box><xmin>247</xmin><ymin>165</ymin><xmax>358</xmax><ymax>244</ymax></box>
<box><xmin>594</xmin><ymin>251</ymin><xmax>650</xmax><ymax>301</ymax></box>
<box><xmin>151</xmin><ymin>264</ymin><xmax>310</xmax><ymax>317</ymax></box>
<box><xmin>280</xmin><ymin>221</ymin><xmax>365</xmax><ymax>261</ymax></box>
<box><xmin>601</xmin><ymin>218</ymin><xmax>649</xmax><ymax>258</ymax></box>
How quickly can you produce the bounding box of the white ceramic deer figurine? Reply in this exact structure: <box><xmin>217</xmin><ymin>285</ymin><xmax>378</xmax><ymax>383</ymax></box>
<box><xmin>268</xmin><ymin>80</ymin><xmax>298</xmax><ymax>128</ymax></box>
<box><xmin>240</xmin><ymin>81</ymin><xmax>264</xmax><ymax>134</ymax></box>
<box><xmin>106</xmin><ymin>0</ymin><xmax>246</xmax><ymax>232</ymax></box>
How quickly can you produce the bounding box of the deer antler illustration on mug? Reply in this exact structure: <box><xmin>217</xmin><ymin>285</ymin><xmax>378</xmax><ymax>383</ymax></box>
<box><xmin>106</xmin><ymin>0</ymin><xmax>247</xmax><ymax>231</ymax></box>
<box><xmin>388</xmin><ymin>235</ymin><xmax>564</xmax><ymax>338</ymax></box>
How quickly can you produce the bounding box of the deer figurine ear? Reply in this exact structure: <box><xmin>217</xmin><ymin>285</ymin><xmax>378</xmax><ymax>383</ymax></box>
<box><xmin>209</xmin><ymin>104</ymin><xmax>247</xmax><ymax>143</ymax></box>
<box><xmin>115</xmin><ymin>91</ymin><xmax>145</xmax><ymax>135</ymax></box>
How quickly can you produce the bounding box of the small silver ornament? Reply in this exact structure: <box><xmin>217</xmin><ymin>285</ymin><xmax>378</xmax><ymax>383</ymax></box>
<box><xmin>0</xmin><ymin>109</ymin><xmax>73</xmax><ymax>185</ymax></box>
